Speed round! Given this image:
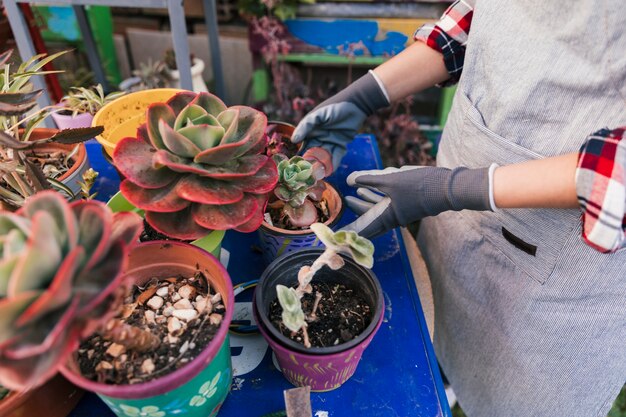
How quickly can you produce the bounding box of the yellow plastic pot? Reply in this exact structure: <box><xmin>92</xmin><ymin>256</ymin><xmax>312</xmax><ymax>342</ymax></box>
<box><xmin>93</xmin><ymin>88</ymin><xmax>183</xmax><ymax>157</ymax></box>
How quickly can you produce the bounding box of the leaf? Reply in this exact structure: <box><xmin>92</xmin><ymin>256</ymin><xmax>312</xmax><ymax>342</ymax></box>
<box><xmin>0</xmin><ymin>131</ymin><xmax>31</xmax><ymax>150</ymax></box>
<box><xmin>175</xmin><ymin>175</ymin><xmax>244</xmax><ymax>205</ymax></box>
<box><xmin>113</xmin><ymin>137</ymin><xmax>178</xmax><ymax>189</ymax></box>
<box><xmin>0</xmin><ymin>49</ymin><xmax>12</xmax><ymax>67</ymax></box>
<box><xmin>120</xmin><ymin>178</ymin><xmax>190</xmax><ymax>213</ymax></box>
<box><xmin>276</xmin><ymin>285</ymin><xmax>305</xmax><ymax>333</ymax></box>
<box><xmin>23</xmin><ymin>158</ymin><xmax>52</xmax><ymax>192</ymax></box>
<box><xmin>7</xmin><ymin>211</ymin><xmax>62</xmax><ymax>296</ymax></box>
<box><xmin>48</xmin><ymin>126</ymin><xmax>104</xmax><ymax>144</ymax></box>
<box><xmin>192</xmin><ymin>193</ymin><xmax>258</xmax><ymax>230</ymax></box>
<box><xmin>0</xmin><ymin>91</ymin><xmax>41</xmax><ymax>116</ymax></box>
<box><xmin>145</xmin><ymin>206</ymin><xmax>212</xmax><ymax>241</ymax></box>
<box><xmin>284</xmin><ymin>200</ymin><xmax>317</xmax><ymax>227</ymax></box>
<box><xmin>310</xmin><ymin>223</ymin><xmax>375</xmax><ymax>269</ymax></box>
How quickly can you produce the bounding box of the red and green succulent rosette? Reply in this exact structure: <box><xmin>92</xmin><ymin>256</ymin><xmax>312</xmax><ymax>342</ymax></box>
<box><xmin>113</xmin><ymin>91</ymin><xmax>279</xmax><ymax>240</ymax></box>
<box><xmin>0</xmin><ymin>191</ymin><xmax>143</xmax><ymax>390</ymax></box>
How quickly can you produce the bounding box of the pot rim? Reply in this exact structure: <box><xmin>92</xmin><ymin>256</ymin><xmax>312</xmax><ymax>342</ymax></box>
<box><xmin>254</xmin><ymin>247</ymin><xmax>384</xmax><ymax>355</ymax></box>
<box><xmin>59</xmin><ymin>240</ymin><xmax>234</xmax><ymax>399</ymax></box>
<box><xmin>260</xmin><ymin>181</ymin><xmax>344</xmax><ymax>236</ymax></box>
<box><xmin>25</xmin><ymin>128</ymin><xmax>87</xmax><ymax>182</ymax></box>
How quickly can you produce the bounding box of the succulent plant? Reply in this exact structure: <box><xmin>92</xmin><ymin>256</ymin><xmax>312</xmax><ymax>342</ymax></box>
<box><xmin>271</xmin><ymin>147</ymin><xmax>332</xmax><ymax>228</ymax></box>
<box><xmin>113</xmin><ymin>91</ymin><xmax>278</xmax><ymax>240</ymax></box>
<box><xmin>0</xmin><ymin>191</ymin><xmax>143</xmax><ymax>390</ymax></box>
<box><xmin>0</xmin><ymin>49</ymin><xmax>105</xmax><ymax>210</ymax></box>
<box><xmin>275</xmin><ymin>223</ymin><xmax>374</xmax><ymax>348</ymax></box>
<box><xmin>60</xmin><ymin>84</ymin><xmax>125</xmax><ymax>117</ymax></box>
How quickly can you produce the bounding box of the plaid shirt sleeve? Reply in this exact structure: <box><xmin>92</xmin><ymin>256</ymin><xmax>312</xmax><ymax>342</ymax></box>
<box><xmin>576</xmin><ymin>127</ymin><xmax>626</xmax><ymax>253</ymax></box>
<box><xmin>413</xmin><ymin>0</ymin><xmax>475</xmax><ymax>86</ymax></box>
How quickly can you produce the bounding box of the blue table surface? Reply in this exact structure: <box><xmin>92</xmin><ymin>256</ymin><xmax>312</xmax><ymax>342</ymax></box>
<box><xmin>71</xmin><ymin>136</ymin><xmax>451</xmax><ymax>417</ymax></box>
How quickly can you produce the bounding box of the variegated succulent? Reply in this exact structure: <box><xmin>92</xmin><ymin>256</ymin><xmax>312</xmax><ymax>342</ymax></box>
<box><xmin>276</xmin><ymin>223</ymin><xmax>374</xmax><ymax>348</ymax></box>
<box><xmin>0</xmin><ymin>191</ymin><xmax>142</xmax><ymax>390</ymax></box>
<box><xmin>113</xmin><ymin>91</ymin><xmax>278</xmax><ymax>240</ymax></box>
<box><xmin>271</xmin><ymin>147</ymin><xmax>333</xmax><ymax>228</ymax></box>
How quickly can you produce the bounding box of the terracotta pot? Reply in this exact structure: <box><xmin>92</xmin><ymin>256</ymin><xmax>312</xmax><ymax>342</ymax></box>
<box><xmin>266</xmin><ymin>121</ymin><xmax>301</xmax><ymax>158</ymax></box>
<box><xmin>61</xmin><ymin>241</ymin><xmax>234</xmax><ymax>417</ymax></box>
<box><xmin>0</xmin><ymin>374</ymin><xmax>83</xmax><ymax>417</ymax></box>
<box><xmin>253</xmin><ymin>248</ymin><xmax>384</xmax><ymax>391</ymax></box>
<box><xmin>258</xmin><ymin>181</ymin><xmax>344</xmax><ymax>264</ymax></box>
<box><xmin>26</xmin><ymin>128</ymin><xmax>90</xmax><ymax>199</ymax></box>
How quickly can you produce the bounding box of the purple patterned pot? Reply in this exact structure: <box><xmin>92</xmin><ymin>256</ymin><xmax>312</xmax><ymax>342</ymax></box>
<box><xmin>253</xmin><ymin>248</ymin><xmax>384</xmax><ymax>391</ymax></box>
<box><xmin>258</xmin><ymin>182</ymin><xmax>344</xmax><ymax>265</ymax></box>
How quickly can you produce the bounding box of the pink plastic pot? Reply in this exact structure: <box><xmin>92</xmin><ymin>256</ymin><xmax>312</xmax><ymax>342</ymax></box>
<box><xmin>61</xmin><ymin>241</ymin><xmax>234</xmax><ymax>417</ymax></box>
<box><xmin>254</xmin><ymin>248</ymin><xmax>384</xmax><ymax>391</ymax></box>
<box><xmin>51</xmin><ymin>111</ymin><xmax>94</xmax><ymax>130</ymax></box>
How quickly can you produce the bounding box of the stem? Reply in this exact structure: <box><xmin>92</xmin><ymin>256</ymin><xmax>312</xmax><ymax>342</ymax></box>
<box><xmin>302</xmin><ymin>323</ymin><xmax>311</xmax><ymax>348</ymax></box>
<box><xmin>102</xmin><ymin>319</ymin><xmax>160</xmax><ymax>352</ymax></box>
<box><xmin>296</xmin><ymin>249</ymin><xmax>336</xmax><ymax>297</ymax></box>
<box><xmin>307</xmin><ymin>291</ymin><xmax>322</xmax><ymax>322</ymax></box>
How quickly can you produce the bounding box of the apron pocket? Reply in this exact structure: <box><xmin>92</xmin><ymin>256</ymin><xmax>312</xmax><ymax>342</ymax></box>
<box><xmin>455</xmin><ymin>91</ymin><xmax>581</xmax><ymax>284</ymax></box>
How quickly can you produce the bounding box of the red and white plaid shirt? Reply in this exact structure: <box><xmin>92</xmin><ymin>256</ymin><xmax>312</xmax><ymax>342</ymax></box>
<box><xmin>414</xmin><ymin>0</ymin><xmax>626</xmax><ymax>253</ymax></box>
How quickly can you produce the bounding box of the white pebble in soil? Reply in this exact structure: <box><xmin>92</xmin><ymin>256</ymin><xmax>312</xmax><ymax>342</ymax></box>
<box><xmin>172</xmin><ymin>309</ymin><xmax>198</xmax><ymax>321</ymax></box>
<box><xmin>147</xmin><ymin>296</ymin><xmax>164</xmax><ymax>310</ymax></box>
<box><xmin>156</xmin><ymin>286</ymin><xmax>169</xmax><ymax>297</ymax></box>
<box><xmin>174</xmin><ymin>298</ymin><xmax>193</xmax><ymax>310</ymax></box>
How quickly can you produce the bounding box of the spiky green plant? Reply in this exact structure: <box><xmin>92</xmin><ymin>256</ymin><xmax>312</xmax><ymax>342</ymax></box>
<box><xmin>0</xmin><ymin>191</ymin><xmax>143</xmax><ymax>390</ymax></box>
<box><xmin>60</xmin><ymin>84</ymin><xmax>125</xmax><ymax>117</ymax></box>
<box><xmin>113</xmin><ymin>91</ymin><xmax>278</xmax><ymax>240</ymax></box>
<box><xmin>271</xmin><ymin>147</ymin><xmax>332</xmax><ymax>228</ymax></box>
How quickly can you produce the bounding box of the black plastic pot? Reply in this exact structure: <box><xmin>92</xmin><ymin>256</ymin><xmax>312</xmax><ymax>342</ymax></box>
<box><xmin>255</xmin><ymin>247</ymin><xmax>384</xmax><ymax>355</ymax></box>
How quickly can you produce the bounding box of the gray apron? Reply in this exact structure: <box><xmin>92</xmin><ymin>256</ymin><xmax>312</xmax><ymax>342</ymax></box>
<box><xmin>417</xmin><ymin>1</ymin><xmax>626</xmax><ymax>416</ymax></box>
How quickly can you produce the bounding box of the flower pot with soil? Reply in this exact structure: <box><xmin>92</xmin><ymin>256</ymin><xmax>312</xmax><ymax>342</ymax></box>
<box><xmin>26</xmin><ymin>128</ymin><xmax>91</xmax><ymax>198</ymax></box>
<box><xmin>52</xmin><ymin>84</ymin><xmax>125</xmax><ymax>130</ymax></box>
<box><xmin>259</xmin><ymin>144</ymin><xmax>342</xmax><ymax>264</ymax></box>
<box><xmin>61</xmin><ymin>241</ymin><xmax>235</xmax><ymax>417</ymax></box>
<box><xmin>0</xmin><ymin>191</ymin><xmax>143</xmax><ymax>407</ymax></box>
<box><xmin>92</xmin><ymin>88</ymin><xmax>182</xmax><ymax>157</ymax></box>
<box><xmin>0</xmin><ymin>49</ymin><xmax>104</xmax><ymax>210</ymax></box>
<box><xmin>254</xmin><ymin>224</ymin><xmax>383</xmax><ymax>391</ymax></box>
<box><xmin>112</xmin><ymin>90</ymin><xmax>278</xmax><ymax>241</ymax></box>
<box><xmin>265</xmin><ymin>121</ymin><xmax>301</xmax><ymax>159</ymax></box>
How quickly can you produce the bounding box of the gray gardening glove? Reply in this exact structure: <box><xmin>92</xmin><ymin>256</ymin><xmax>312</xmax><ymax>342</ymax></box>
<box><xmin>343</xmin><ymin>166</ymin><xmax>492</xmax><ymax>238</ymax></box>
<box><xmin>291</xmin><ymin>71</ymin><xmax>389</xmax><ymax>169</ymax></box>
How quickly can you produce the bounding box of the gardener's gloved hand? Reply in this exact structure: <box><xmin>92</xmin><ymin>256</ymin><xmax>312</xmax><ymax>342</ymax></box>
<box><xmin>343</xmin><ymin>166</ymin><xmax>492</xmax><ymax>238</ymax></box>
<box><xmin>291</xmin><ymin>71</ymin><xmax>389</xmax><ymax>169</ymax></box>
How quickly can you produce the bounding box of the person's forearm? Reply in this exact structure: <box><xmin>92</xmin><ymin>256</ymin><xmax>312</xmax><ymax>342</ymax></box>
<box><xmin>373</xmin><ymin>42</ymin><xmax>449</xmax><ymax>102</ymax></box>
<box><xmin>493</xmin><ymin>153</ymin><xmax>578</xmax><ymax>209</ymax></box>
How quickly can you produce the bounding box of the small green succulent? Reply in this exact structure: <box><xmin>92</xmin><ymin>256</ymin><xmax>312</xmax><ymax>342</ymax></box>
<box><xmin>272</xmin><ymin>148</ymin><xmax>332</xmax><ymax>228</ymax></box>
<box><xmin>275</xmin><ymin>223</ymin><xmax>374</xmax><ymax>348</ymax></box>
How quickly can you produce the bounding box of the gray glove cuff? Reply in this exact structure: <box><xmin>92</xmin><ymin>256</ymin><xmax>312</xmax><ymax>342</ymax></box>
<box><xmin>322</xmin><ymin>72</ymin><xmax>390</xmax><ymax>116</ymax></box>
<box><xmin>445</xmin><ymin>167</ymin><xmax>491</xmax><ymax>212</ymax></box>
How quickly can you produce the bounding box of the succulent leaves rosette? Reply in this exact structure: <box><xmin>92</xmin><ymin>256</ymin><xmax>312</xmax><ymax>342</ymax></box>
<box><xmin>0</xmin><ymin>191</ymin><xmax>142</xmax><ymax>390</ymax></box>
<box><xmin>272</xmin><ymin>147</ymin><xmax>333</xmax><ymax>227</ymax></box>
<box><xmin>113</xmin><ymin>92</ymin><xmax>278</xmax><ymax>240</ymax></box>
